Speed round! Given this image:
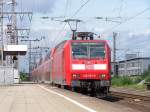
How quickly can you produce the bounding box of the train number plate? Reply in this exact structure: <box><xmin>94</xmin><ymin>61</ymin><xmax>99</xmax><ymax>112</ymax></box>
<box><xmin>85</xmin><ymin>64</ymin><xmax>94</xmax><ymax>69</ymax></box>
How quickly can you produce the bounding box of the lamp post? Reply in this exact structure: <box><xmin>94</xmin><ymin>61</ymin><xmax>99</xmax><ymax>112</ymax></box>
<box><xmin>0</xmin><ymin>1</ymin><xmax>4</xmax><ymax>65</ymax></box>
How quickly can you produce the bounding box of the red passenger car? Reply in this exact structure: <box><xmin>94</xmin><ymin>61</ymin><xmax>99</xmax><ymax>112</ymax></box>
<box><xmin>32</xmin><ymin>52</ymin><xmax>51</xmax><ymax>83</ymax></box>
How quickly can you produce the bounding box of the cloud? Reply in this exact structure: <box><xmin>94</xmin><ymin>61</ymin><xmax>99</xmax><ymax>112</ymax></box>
<box><xmin>129</xmin><ymin>29</ymin><xmax>150</xmax><ymax>37</ymax></box>
<box><xmin>17</xmin><ymin>0</ymin><xmax>57</xmax><ymax>13</ymax></box>
<box><xmin>116</xmin><ymin>30</ymin><xmax>150</xmax><ymax>59</ymax></box>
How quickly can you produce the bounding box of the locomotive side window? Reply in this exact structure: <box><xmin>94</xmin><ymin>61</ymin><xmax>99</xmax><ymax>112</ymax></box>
<box><xmin>72</xmin><ymin>42</ymin><xmax>105</xmax><ymax>59</ymax></box>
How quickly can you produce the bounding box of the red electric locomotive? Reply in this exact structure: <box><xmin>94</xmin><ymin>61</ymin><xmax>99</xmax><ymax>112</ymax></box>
<box><xmin>32</xmin><ymin>32</ymin><xmax>111</xmax><ymax>96</ymax></box>
<box><xmin>51</xmin><ymin>32</ymin><xmax>111</xmax><ymax>96</ymax></box>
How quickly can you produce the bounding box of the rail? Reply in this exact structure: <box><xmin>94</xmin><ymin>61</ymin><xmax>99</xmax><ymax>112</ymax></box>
<box><xmin>110</xmin><ymin>91</ymin><xmax>150</xmax><ymax>101</ymax></box>
<box><xmin>144</xmin><ymin>82</ymin><xmax>150</xmax><ymax>90</ymax></box>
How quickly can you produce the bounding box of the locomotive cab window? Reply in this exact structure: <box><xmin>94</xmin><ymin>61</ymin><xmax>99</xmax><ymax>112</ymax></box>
<box><xmin>72</xmin><ymin>42</ymin><xmax>105</xmax><ymax>59</ymax></box>
<box><xmin>72</xmin><ymin>43</ymin><xmax>88</xmax><ymax>58</ymax></box>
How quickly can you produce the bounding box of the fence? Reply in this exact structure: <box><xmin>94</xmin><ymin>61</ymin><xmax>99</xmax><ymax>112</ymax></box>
<box><xmin>0</xmin><ymin>66</ymin><xmax>19</xmax><ymax>85</ymax></box>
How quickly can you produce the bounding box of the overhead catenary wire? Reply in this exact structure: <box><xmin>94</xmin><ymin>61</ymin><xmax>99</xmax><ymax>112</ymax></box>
<box><xmin>118</xmin><ymin>0</ymin><xmax>125</xmax><ymax>17</ymax></box>
<box><xmin>102</xmin><ymin>7</ymin><xmax>150</xmax><ymax>35</ymax></box>
<box><xmin>71</xmin><ymin>0</ymin><xmax>91</xmax><ymax>17</ymax></box>
<box><xmin>50</xmin><ymin>0</ymin><xmax>91</xmax><ymax>47</ymax></box>
<box><xmin>61</xmin><ymin>0</ymin><xmax>91</xmax><ymax>40</ymax></box>
<box><xmin>48</xmin><ymin>0</ymin><xmax>70</xmax><ymax>47</ymax></box>
<box><xmin>51</xmin><ymin>23</ymin><xmax>67</xmax><ymax>47</ymax></box>
<box><xmin>64</xmin><ymin>0</ymin><xmax>69</xmax><ymax>18</ymax></box>
<box><xmin>98</xmin><ymin>7</ymin><xmax>150</xmax><ymax>62</ymax></box>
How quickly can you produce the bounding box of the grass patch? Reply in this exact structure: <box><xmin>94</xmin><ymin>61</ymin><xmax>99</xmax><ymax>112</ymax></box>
<box><xmin>112</xmin><ymin>66</ymin><xmax>150</xmax><ymax>90</ymax></box>
<box><xmin>143</xmin><ymin>66</ymin><xmax>150</xmax><ymax>82</ymax></box>
<box><xmin>127</xmin><ymin>84</ymin><xmax>146</xmax><ymax>90</ymax></box>
<box><xmin>20</xmin><ymin>72</ymin><xmax>28</xmax><ymax>81</ymax></box>
<box><xmin>111</xmin><ymin>76</ymin><xmax>146</xmax><ymax>90</ymax></box>
<box><xmin>111</xmin><ymin>76</ymin><xmax>134</xmax><ymax>86</ymax></box>
<box><xmin>145</xmin><ymin>74</ymin><xmax>150</xmax><ymax>82</ymax></box>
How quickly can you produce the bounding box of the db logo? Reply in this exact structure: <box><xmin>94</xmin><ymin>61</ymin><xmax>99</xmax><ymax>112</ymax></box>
<box><xmin>86</xmin><ymin>64</ymin><xmax>94</xmax><ymax>69</ymax></box>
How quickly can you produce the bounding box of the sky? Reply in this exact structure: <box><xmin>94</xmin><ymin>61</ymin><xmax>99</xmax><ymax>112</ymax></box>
<box><xmin>12</xmin><ymin>0</ymin><xmax>150</xmax><ymax>72</ymax></box>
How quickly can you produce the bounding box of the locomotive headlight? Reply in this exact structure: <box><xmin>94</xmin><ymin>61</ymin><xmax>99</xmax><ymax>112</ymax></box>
<box><xmin>100</xmin><ymin>74</ymin><xmax>106</xmax><ymax>79</ymax></box>
<box><xmin>72</xmin><ymin>74</ymin><xmax>80</xmax><ymax>78</ymax></box>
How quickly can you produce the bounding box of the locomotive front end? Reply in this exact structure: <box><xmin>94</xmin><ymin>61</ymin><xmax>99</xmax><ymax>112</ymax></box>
<box><xmin>71</xmin><ymin>40</ymin><xmax>111</xmax><ymax>96</ymax></box>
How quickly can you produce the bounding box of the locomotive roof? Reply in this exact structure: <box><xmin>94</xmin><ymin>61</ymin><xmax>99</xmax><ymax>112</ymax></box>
<box><xmin>68</xmin><ymin>39</ymin><xmax>107</xmax><ymax>43</ymax></box>
<box><xmin>54</xmin><ymin>39</ymin><xmax>108</xmax><ymax>49</ymax></box>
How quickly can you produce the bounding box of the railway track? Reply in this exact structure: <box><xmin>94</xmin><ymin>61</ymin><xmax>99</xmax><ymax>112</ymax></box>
<box><xmin>43</xmin><ymin>84</ymin><xmax>150</xmax><ymax>112</ymax></box>
<box><xmin>110</xmin><ymin>91</ymin><xmax>150</xmax><ymax>101</ymax></box>
<box><xmin>43</xmin><ymin>83</ymin><xmax>150</xmax><ymax>102</ymax></box>
<box><xmin>108</xmin><ymin>91</ymin><xmax>150</xmax><ymax>112</ymax></box>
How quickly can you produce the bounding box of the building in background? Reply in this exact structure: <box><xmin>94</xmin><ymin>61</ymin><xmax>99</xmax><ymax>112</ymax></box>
<box><xmin>112</xmin><ymin>57</ymin><xmax>150</xmax><ymax>76</ymax></box>
<box><xmin>125</xmin><ymin>54</ymin><xmax>137</xmax><ymax>60</ymax></box>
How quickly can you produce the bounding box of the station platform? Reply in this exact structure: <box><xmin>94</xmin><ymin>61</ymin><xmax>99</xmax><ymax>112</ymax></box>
<box><xmin>0</xmin><ymin>84</ymin><xmax>141</xmax><ymax>112</ymax></box>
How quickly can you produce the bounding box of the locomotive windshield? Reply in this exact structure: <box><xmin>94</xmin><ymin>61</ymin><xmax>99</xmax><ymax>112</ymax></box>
<box><xmin>72</xmin><ymin>42</ymin><xmax>105</xmax><ymax>59</ymax></box>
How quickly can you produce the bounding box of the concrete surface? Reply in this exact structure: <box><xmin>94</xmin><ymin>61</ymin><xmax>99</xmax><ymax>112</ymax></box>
<box><xmin>0</xmin><ymin>84</ymin><xmax>141</xmax><ymax>112</ymax></box>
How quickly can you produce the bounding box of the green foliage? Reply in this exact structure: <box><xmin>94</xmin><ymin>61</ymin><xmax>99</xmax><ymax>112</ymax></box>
<box><xmin>112</xmin><ymin>76</ymin><xmax>134</xmax><ymax>86</ymax></box>
<box><xmin>142</xmin><ymin>66</ymin><xmax>150</xmax><ymax>82</ymax></box>
<box><xmin>133</xmin><ymin>76</ymin><xmax>142</xmax><ymax>83</ymax></box>
<box><xmin>112</xmin><ymin>65</ymin><xmax>150</xmax><ymax>90</ymax></box>
<box><xmin>145</xmin><ymin>75</ymin><xmax>150</xmax><ymax>82</ymax></box>
<box><xmin>20</xmin><ymin>73</ymin><xmax>28</xmax><ymax>81</ymax></box>
<box><xmin>148</xmin><ymin>65</ymin><xmax>150</xmax><ymax>71</ymax></box>
<box><xmin>142</xmin><ymin>71</ymin><xmax>150</xmax><ymax>79</ymax></box>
